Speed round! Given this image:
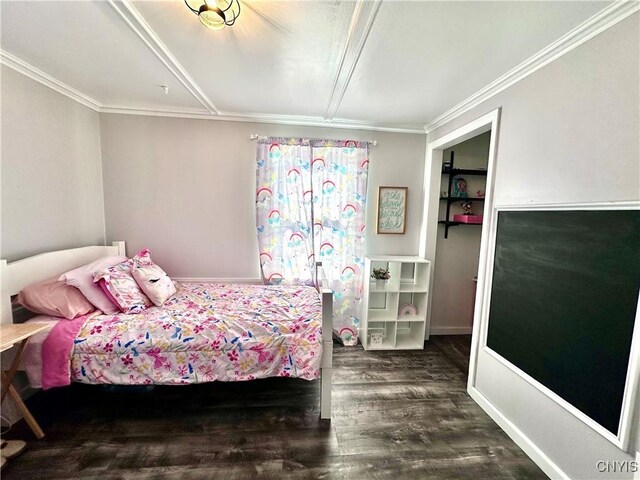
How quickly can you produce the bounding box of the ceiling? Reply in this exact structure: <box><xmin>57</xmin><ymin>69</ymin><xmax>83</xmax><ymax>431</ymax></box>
<box><xmin>0</xmin><ymin>0</ymin><xmax>616</xmax><ymax>132</ymax></box>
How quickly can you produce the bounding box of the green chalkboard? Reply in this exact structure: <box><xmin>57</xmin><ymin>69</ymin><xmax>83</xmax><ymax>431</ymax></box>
<box><xmin>486</xmin><ymin>209</ymin><xmax>640</xmax><ymax>436</ymax></box>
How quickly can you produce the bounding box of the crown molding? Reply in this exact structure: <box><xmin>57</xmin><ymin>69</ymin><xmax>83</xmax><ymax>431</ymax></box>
<box><xmin>100</xmin><ymin>105</ymin><xmax>211</xmax><ymax>118</ymax></box>
<box><xmin>423</xmin><ymin>0</ymin><xmax>640</xmax><ymax>134</ymax></box>
<box><xmin>1</xmin><ymin>48</ymin><xmax>425</xmax><ymax>133</ymax></box>
<box><xmin>101</xmin><ymin>107</ymin><xmax>426</xmax><ymax>134</ymax></box>
<box><xmin>218</xmin><ymin>111</ymin><xmax>426</xmax><ymax>134</ymax></box>
<box><xmin>106</xmin><ymin>0</ymin><xmax>219</xmax><ymax>115</ymax></box>
<box><xmin>5</xmin><ymin>1</ymin><xmax>633</xmax><ymax>137</ymax></box>
<box><xmin>323</xmin><ymin>0</ymin><xmax>382</xmax><ymax>121</ymax></box>
<box><xmin>0</xmin><ymin>50</ymin><xmax>102</xmax><ymax>112</ymax></box>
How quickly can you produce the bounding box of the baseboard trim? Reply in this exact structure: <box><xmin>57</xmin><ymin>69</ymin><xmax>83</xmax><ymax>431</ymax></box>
<box><xmin>430</xmin><ymin>326</ymin><xmax>473</xmax><ymax>335</ymax></box>
<box><xmin>468</xmin><ymin>386</ymin><xmax>569</xmax><ymax>480</ymax></box>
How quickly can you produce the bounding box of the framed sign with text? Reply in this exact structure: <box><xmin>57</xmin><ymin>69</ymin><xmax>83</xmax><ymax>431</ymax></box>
<box><xmin>376</xmin><ymin>186</ymin><xmax>407</xmax><ymax>234</ymax></box>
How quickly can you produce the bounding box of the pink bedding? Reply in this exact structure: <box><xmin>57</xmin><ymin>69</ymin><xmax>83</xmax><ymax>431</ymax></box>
<box><xmin>41</xmin><ymin>282</ymin><xmax>322</xmax><ymax>388</ymax></box>
<box><xmin>42</xmin><ymin>313</ymin><xmax>97</xmax><ymax>389</ymax></box>
<box><xmin>20</xmin><ymin>317</ymin><xmax>60</xmax><ymax>388</ymax></box>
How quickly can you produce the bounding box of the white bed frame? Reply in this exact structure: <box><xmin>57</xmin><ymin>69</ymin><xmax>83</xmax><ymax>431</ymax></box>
<box><xmin>0</xmin><ymin>242</ymin><xmax>333</xmax><ymax>419</ymax></box>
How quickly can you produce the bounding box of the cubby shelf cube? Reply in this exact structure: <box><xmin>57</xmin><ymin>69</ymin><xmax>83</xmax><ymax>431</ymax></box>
<box><xmin>361</xmin><ymin>256</ymin><xmax>431</xmax><ymax>350</ymax></box>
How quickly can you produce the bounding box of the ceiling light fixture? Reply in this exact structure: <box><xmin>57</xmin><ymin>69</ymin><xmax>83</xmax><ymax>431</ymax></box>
<box><xmin>184</xmin><ymin>0</ymin><xmax>241</xmax><ymax>30</ymax></box>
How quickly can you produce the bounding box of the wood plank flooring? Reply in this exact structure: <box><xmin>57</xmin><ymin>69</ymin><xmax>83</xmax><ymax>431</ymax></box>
<box><xmin>429</xmin><ymin>335</ymin><xmax>472</xmax><ymax>375</ymax></box>
<box><xmin>2</xmin><ymin>336</ymin><xmax>547</xmax><ymax>479</ymax></box>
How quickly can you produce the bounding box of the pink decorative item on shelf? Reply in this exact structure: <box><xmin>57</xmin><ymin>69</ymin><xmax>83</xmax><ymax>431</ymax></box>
<box><xmin>399</xmin><ymin>304</ymin><xmax>418</xmax><ymax>316</ymax></box>
<box><xmin>454</xmin><ymin>200</ymin><xmax>482</xmax><ymax>224</ymax></box>
<box><xmin>453</xmin><ymin>214</ymin><xmax>483</xmax><ymax>224</ymax></box>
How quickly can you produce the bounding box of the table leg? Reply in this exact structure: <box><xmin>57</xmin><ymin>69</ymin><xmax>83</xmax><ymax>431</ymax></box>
<box><xmin>1</xmin><ymin>374</ymin><xmax>45</xmax><ymax>439</ymax></box>
<box><xmin>1</xmin><ymin>339</ymin><xmax>28</xmax><ymax>404</ymax></box>
<box><xmin>1</xmin><ymin>337</ymin><xmax>46</xmax><ymax>439</ymax></box>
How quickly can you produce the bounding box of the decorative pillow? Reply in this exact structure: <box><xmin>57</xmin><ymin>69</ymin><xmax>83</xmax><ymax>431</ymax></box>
<box><xmin>97</xmin><ymin>278</ymin><xmax>121</xmax><ymax>308</ymax></box>
<box><xmin>131</xmin><ymin>248</ymin><xmax>153</xmax><ymax>267</ymax></box>
<box><xmin>93</xmin><ymin>252</ymin><xmax>153</xmax><ymax>314</ymax></box>
<box><xmin>131</xmin><ymin>263</ymin><xmax>177</xmax><ymax>307</ymax></box>
<box><xmin>59</xmin><ymin>255</ymin><xmax>127</xmax><ymax>314</ymax></box>
<box><xmin>17</xmin><ymin>278</ymin><xmax>96</xmax><ymax>319</ymax></box>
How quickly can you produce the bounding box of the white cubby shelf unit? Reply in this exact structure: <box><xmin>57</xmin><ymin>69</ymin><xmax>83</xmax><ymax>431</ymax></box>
<box><xmin>361</xmin><ymin>256</ymin><xmax>431</xmax><ymax>350</ymax></box>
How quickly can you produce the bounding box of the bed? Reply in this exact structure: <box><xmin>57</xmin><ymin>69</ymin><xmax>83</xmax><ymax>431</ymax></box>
<box><xmin>0</xmin><ymin>242</ymin><xmax>333</xmax><ymax>419</ymax></box>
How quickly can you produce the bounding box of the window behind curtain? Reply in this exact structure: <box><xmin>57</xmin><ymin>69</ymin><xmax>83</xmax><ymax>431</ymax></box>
<box><xmin>256</xmin><ymin>138</ymin><xmax>369</xmax><ymax>345</ymax></box>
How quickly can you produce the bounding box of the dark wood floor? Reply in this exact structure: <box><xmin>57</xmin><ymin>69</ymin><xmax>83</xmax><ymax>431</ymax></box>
<box><xmin>429</xmin><ymin>335</ymin><xmax>472</xmax><ymax>375</ymax></box>
<box><xmin>2</xmin><ymin>336</ymin><xmax>546</xmax><ymax>479</ymax></box>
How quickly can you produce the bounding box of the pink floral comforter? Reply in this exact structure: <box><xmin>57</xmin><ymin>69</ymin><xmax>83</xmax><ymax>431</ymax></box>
<box><xmin>69</xmin><ymin>283</ymin><xmax>322</xmax><ymax>385</ymax></box>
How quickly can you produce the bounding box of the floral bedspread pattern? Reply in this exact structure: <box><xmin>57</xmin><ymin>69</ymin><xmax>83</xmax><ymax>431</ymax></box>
<box><xmin>70</xmin><ymin>283</ymin><xmax>323</xmax><ymax>385</ymax></box>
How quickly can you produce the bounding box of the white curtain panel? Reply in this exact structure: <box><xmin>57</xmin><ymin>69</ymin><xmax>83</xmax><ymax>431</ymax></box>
<box><xmin>256</xmin><ymin>138</ymin><xmax>369</xmax><ymax>345</ymax></box>
<box><xmin>256</xmin><ymin>139</ymin><xmax>315</xmax><ymax>285</ymax></box>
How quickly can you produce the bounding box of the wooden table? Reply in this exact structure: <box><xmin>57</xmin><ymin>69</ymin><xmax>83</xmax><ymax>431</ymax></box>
<box><xmin>1</xmin><ymin>323</ymin><xmax>52</xmax><ymax>439</ymax></box>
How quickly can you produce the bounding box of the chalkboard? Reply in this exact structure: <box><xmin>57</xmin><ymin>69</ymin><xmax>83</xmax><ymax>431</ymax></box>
<box><xmin>486</xmin><ymin>209</ymin><xmax>640</xmax><ymax>436</ymax></box>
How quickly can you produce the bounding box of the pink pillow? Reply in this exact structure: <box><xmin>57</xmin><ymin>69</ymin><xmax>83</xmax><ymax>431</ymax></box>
<box><xmin>94</xmin><ymin>250</ymin><xmax>153</xmax><ymax>314</ymax></box>
<box><xmin>17</xmin><ymin>278</ymin><xmax>96</xmax><ymax>319</ymax></box>
<box><xmin>59</xmin><ymin>255</ymin><xmax>127</xmax><ymax>314</ymax></box>
<box><xmin>97</xmin><ymin>279</ymin><xmax>121</xmax><ymax>308</ymax></box>
<box><xmin>131</xmin><ymin>263</ymin><xmax>176</xmax><ymax>307</ymax></box>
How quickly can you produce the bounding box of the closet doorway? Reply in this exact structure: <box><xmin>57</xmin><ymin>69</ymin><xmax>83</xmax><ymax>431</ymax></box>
<box><xmin>418</xmin><ymin>108</ymin><xmax>500</xmax><ymax>380</ymax></box>
<box><xmin>430</xmin><ymin>132</ymin><xmax>491</xmax><ymax>373</ymax></box>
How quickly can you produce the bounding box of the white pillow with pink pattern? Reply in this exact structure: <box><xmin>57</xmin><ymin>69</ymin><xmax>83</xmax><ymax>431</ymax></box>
<box><xmin>93</xmin><ymin>249</ymin><xmax>153</xmax><ymax>314</ymax></box>
<box><xmin>131</xmin><ymin>261</ymin><xmax>176</xmax><ymax>307</ymax></box>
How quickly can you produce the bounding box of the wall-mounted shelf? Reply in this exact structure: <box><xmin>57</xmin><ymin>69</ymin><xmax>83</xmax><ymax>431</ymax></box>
<box><xmin>440</xmin><ymin>196</ymin><xmax>486</xmax><ymax>203</ymax></box>
<box><xmin>438</xmin><ymin>220</ymin><xmax>483</xmax><ymax>227</ymax></box>
<box><xmin>361</xmin><ymin>256</ymin><xmax>431</xmax><ymax>351</ymax></box>
<box><xmin>442</xmin><ymin>167</ymin><xmax>488</xmax><ymax>176</ymax></box>
<box><xmin>440</xmin><ymin>151</ymin><xmax>486</xmax><ymax>238</ymax></box>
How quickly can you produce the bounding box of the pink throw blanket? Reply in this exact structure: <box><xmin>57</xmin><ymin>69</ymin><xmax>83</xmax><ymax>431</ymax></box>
<box><xmin>41</xmin><ymin>313</ymin><xmax>95</xmax><ymax>389</ymax></box>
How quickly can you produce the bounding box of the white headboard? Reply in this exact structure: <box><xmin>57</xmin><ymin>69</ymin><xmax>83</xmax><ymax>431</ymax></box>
<box><xmin>1</xmin><ymin>241</ymin><xmax>126</xmax><ymax>324</ymax></box>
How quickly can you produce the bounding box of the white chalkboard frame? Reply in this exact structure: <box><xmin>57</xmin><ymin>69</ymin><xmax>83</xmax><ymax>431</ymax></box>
<box><xmin>470</xmin><ymin>201</ymin><xmax>640</xmax><ymax>451</ymax></box>
<box><xmin>376</xmin><ymin>186</ymin><xmax>408</xmax><ymax>234</ymax></box>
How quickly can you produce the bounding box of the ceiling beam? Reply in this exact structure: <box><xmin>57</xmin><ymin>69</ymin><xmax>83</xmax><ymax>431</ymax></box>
<box><xmin>323</xmin><ymin>0</ymin><xmax>382</xmax><ymax>122</ymax></box>
<box><xmin>106</xmin><ymin>0</ymin><xmax>220</xmax><ymax>115</ymax></box>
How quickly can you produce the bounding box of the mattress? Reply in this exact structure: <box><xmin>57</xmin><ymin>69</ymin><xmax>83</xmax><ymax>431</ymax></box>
<box><xmin>69</xmin><ymin>282</ymin><xmax>323</xmax><ymax>385</ymax></box>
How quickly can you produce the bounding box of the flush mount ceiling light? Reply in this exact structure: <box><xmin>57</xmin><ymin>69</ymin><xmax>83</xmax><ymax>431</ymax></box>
<box><xmin>185</xmin><ymin>0</ymin><xmax>241</xmax><ymax>30</ymax></box>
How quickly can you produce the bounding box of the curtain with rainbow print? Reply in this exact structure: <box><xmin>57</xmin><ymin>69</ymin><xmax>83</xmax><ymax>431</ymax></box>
<box><xmin>256</xmin><ymin>138</ymin><xmax>369</xmax><ymax>346</ymax></box>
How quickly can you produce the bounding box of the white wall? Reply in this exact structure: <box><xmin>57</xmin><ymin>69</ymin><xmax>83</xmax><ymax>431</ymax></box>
<box><xmin>0</xmin><ymin>65</ymin><xmax>107</xmax><ymax>421</ymax></box>
<box><xmin>431</xmin><ymin>132</ymin><xmax>489</xmax><ymax>335</ymax></box>
<box><xmin>427</xmin><ymin>14</ymin><xmax>639</xmax><ymax>479</ymax></box>
<box><xmin>0</xmin><ymin>66</ymin><xmax>106</xmax><ymax>261</ymax></box>
<box><xmin>99</xmin><ymin>115</ymin><xmax>426</xmax><ymax>278</ymax></box>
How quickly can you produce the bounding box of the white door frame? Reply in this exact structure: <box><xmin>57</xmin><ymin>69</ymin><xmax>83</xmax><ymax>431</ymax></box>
<box><xmin>418</xmin><ymin>108</ymin><xmax>501</xmax><ymax>345</ymax></box>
